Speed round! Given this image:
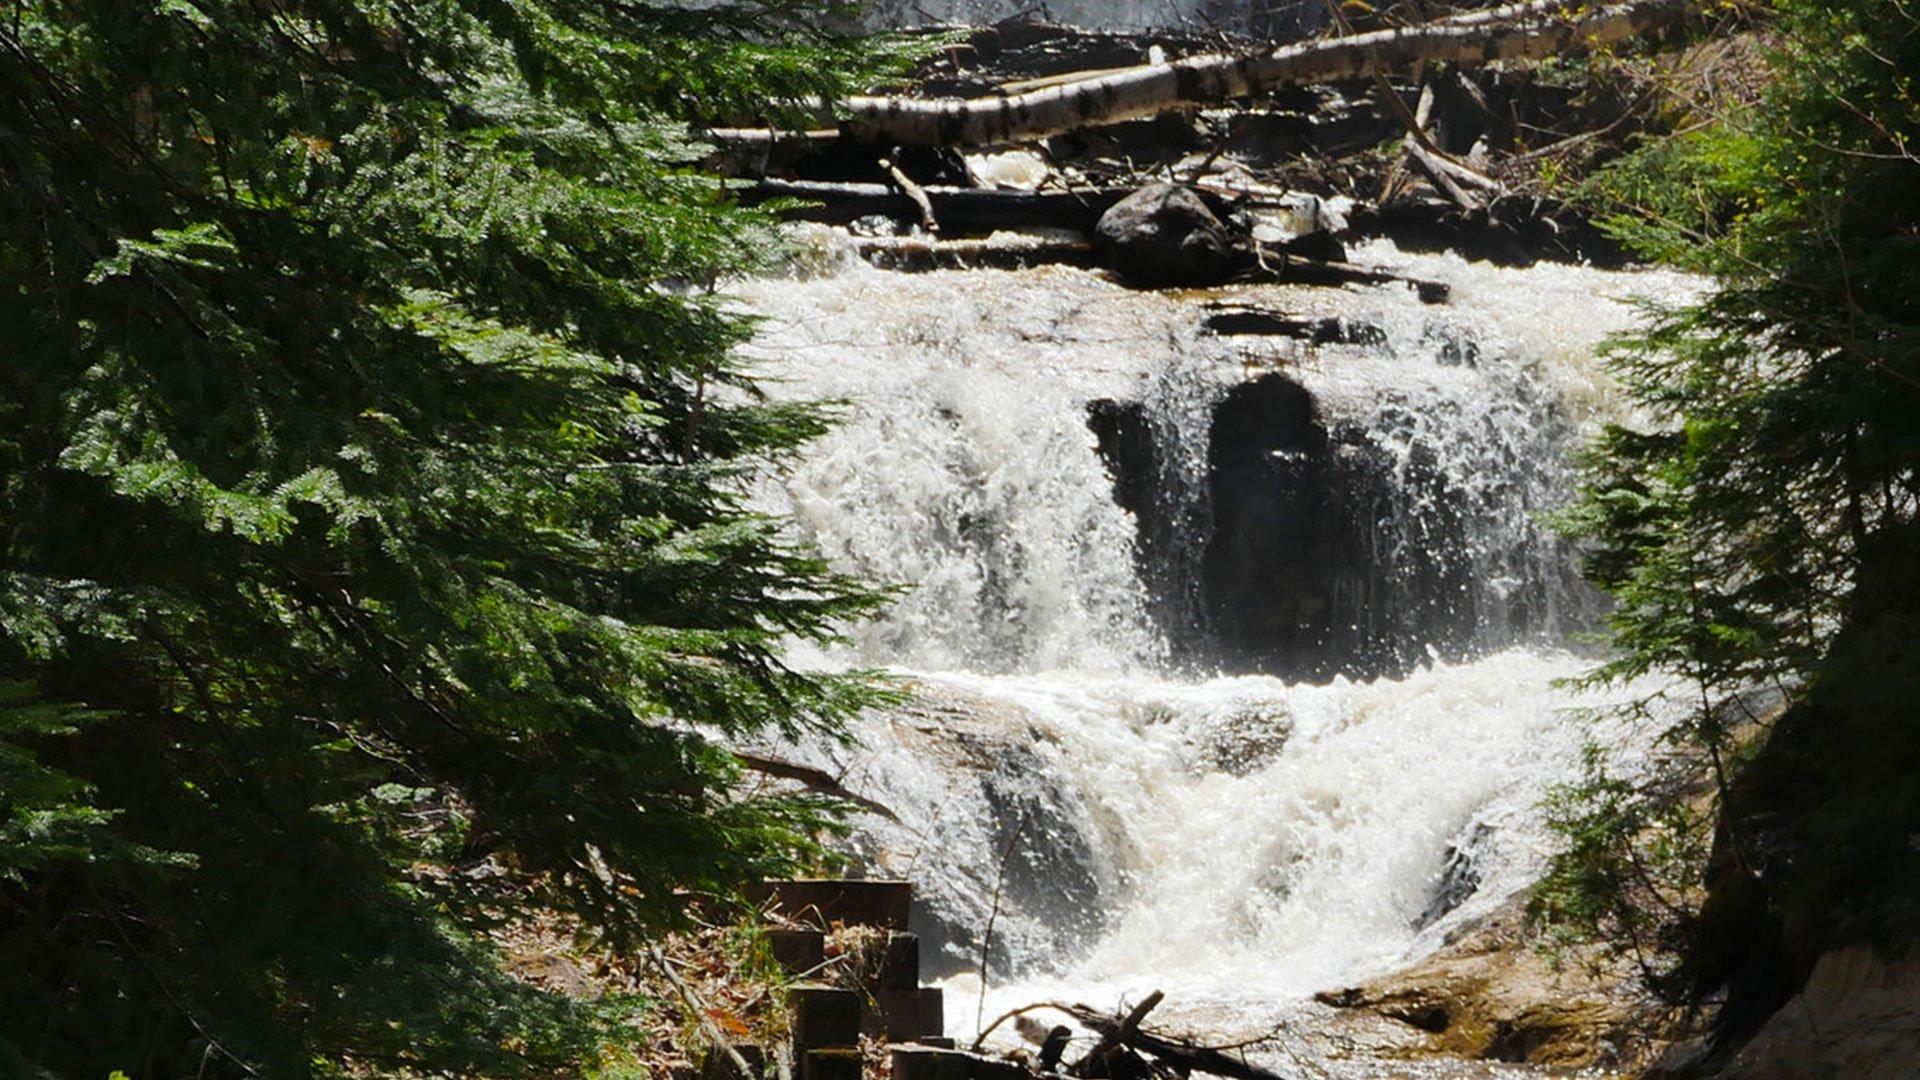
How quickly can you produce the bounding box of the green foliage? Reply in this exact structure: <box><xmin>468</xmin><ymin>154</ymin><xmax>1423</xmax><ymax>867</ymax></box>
<box><xmin>1542</xmin><ymin>0</ymin><xmax>1920</xmax><ymax>976</ymax></box>
<box><xmin>0</xmin><ymin>1</ymin><xmax>899</xmax><ymax>1074</ymax></box>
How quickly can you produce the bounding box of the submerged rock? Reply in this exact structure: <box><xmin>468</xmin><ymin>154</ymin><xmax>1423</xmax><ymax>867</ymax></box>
<box><xmin>1094</xmin><ymin>183</ymin><xmax>1246</xmax><ymax>286</ymax></box>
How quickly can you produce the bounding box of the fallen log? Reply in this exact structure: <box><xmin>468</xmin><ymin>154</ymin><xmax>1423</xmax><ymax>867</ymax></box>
<box><xmin>712</xmin><ymin>0</ymin><xmax>1692</xmax><ymax>149</ymax></box>
<box><xmin>740</xmin><ymin>180</ymin><xmax>1127</xmax><ymax>234</ymax></box>
<box><xmin>1275</xmin><ymin>256</ymin><xmax>1450</xmax><ymax>304</ymax></box>
<box><xmin>853</xmin><ymin>236</ymin><xmax>1101</xmax><ymax>273</ymax></box>
<box><xmin>1200</xmin><ymin>304</ymin><xmax>1388</xmax><ymax>345</ymax></box>
<box><xmin>840</xmin><ymin>234</ymin><xmax>1447</xmax><ymax>303</ymax></box>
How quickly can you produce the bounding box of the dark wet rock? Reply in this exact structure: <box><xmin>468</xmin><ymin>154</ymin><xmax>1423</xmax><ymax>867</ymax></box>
<box><xmin>1094</xmin><ymin>183</ymin><xmax>1248</xmax><ymax>286</ymax></box>
<box><xmin>1199</xmin><ymin>375</ymin><xmax>1479</xmax><ymax>681</ymax></box>
<box><xmin>1200</xmin><ymin>305</ymin><xmax>1386</xmax><ymax>345</ymax></box>
<box><xmin>840</xmin><ymin>684</ymin><xmax>1111</xmax><ymax>981</ymax></box>
<box><xmin>1415</xmin><ymin>822</ymin><xmax>1495</xmax><ymax>930</ymax></box>
<box><xmin>1350</xmin><ymin>195</ymin><xmax>1628</xmax><ymax>269</ymax></box>
<box><xmin>1089</xmin><ymin>373</ymin><xmax>1489</xmax><ymax>681</ymax></box>
<box><xmin>1086</xmin><ymin>397</ymin><xmax>1198</xmax><ymax>643</ymax></box>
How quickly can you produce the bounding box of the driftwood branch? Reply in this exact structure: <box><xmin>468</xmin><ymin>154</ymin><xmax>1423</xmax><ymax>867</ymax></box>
<box><xmin>1373</xmin><ymin>75</ymin><xmax>1490</xmax><ymax>211</ymax></box>
<box><xmin>1062</xmin><ymin>1001</ymin><xmax>1295</xmax><ymax>1080</ymax></box>
<box><xmin>972</xmin><ymin>1002</ymin><xmax>1078</xmax><ymax>1053</ymax></box>
<box><xmin>970</xmin><ymin>995</ymin><xmax>1299</xmax><ymax>1080</ymax></box>
<box><xmin>713</xmin><ymin>0</ymin><xmax>1690</xmax><ymax>149</ymax></box>
<box><xmin>734</xmin><ymin>751</ymin><xmax>900</xmax><ymax>822</ymax></box>
<box><xmin>879</xmin><ymin>156</ymin><xmax>941</xmax><ymax>233</ymax></box>
<box><xmin>1069</xmin><ymin>990</ymin><xmax>1165</xmax><ymax>1078</ymax></box>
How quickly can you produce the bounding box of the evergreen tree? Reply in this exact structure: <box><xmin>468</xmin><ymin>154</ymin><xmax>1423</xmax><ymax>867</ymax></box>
<box><xmin>0</xmin><ymin>2</ymin><xmax>897</xmax><ymax>1074</ymax></box>
<box><xmin>1539</xmin><ymin>0</ymin><xmax>1920</xmax><ymax>990</ymax></box>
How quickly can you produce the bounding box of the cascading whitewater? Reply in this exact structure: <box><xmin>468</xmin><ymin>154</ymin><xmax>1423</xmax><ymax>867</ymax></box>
<box><xmin>735</xmin><ymin>229</ymin><xmax>1695</xmax><ymax>1031</ymax></box>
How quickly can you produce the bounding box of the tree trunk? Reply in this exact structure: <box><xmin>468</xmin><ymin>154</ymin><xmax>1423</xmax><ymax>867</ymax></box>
<box><xmin>714</xmin><ymin>0</ymin><xmax>1690</xmax><ymax>149</ymax></box>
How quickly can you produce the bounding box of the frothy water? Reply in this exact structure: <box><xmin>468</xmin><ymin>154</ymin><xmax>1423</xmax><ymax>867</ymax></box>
<box><xmin>739</xmin><ymin>254</ymin><xmax>1174</xmax><ymax>672</ymax></box>
<box><xmin>733</xmin><ymin>232</ymin><xmax>1695</xmax><ymax>1049</ymax></box>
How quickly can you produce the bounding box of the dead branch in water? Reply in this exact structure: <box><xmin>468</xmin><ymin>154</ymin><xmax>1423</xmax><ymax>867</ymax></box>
<box><xmin>1062</xmin><ymin>999</ymin><xmax>1297</xmax><ymax>1080</ymax></box>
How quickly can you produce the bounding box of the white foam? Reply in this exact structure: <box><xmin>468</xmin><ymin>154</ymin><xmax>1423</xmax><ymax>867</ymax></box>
<box><xmin>732</xmin><ymin>238</ymin><xmax>1693</xmax><ymax>1032</ymax></box>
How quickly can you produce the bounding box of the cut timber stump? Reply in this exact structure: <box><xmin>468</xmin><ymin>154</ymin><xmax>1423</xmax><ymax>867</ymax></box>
<box><xmin>750</xmin><ymin>879</ymin><xmax>912</xmax><ymax>931</ymax></box>
<box><xmin>792</xmin><ymin>984</ymin><xmax>863</xmax><ymax>1050</ymax></box>
<box><xmin>801</xmin><ymin>1048</ymin><xmax>863</xmax><ymax>1080</ymax></box>
<box><xmin>876</xmin><ymin>933</ymin><xmax>922</xmax><ymax>992</ymax></box>
<box><xmin>768</xmin><ymin>927</ymin><xmax>827</xmax><ymax>976</ymax></box>
<box><xmin>891</xmin><ymin>1045</ymin><xmax>1030</xmax><ymax>1080</ymax></box>
<box><xmin>878</xmin><ymin>987</ymin><xmax>946</xmax><ymax>1042</ymax></box>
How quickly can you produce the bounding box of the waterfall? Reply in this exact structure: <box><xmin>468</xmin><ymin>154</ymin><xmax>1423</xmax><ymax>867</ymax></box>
<box><xmin>734</xmin><ymin>229</ymin><xmax>1696</xmax><ymax>1039</ymax></box>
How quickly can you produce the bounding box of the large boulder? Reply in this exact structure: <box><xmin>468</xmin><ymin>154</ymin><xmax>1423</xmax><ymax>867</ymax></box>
<box><xmin>1093</xmin><ymin>183</ymin><xmax>1246</xmax><ymax>286</ymax></box>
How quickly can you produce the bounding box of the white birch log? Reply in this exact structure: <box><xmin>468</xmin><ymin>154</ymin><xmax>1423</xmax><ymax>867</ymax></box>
<box><xmin>715</xmin><ymin>0</ymin><xmax>1690</xmax><ymax>150</ymax></box>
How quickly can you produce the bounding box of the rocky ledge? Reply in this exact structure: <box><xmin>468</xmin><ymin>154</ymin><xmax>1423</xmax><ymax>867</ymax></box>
<box><xmin>1316</xmin><ymin>897</ymin><xmax>1679</xmax><ymax>1073</ymax></box>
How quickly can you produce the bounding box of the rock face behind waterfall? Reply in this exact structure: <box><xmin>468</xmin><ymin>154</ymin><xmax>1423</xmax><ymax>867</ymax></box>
<box><xmin>1094</xmin><ymin>183</ymin><xmax>1247</xmax><ymax>286</ymax></box>
<box><xmin>1090</xmin><ymin>365</ymin><xmax>1548</xmax><ymax>682</ymax></box>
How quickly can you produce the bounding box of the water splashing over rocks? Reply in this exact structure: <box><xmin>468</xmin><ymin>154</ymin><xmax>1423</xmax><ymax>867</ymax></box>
<box><xmin>734</xmin><ymin>230</ymin><xmax>1697</xmax><ymax>1068</ymax></box>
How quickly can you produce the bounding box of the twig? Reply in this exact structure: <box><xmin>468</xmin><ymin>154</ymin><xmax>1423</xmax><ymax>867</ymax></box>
<box><xmin>649</xmin><ymin>944</ymin><xmax>759</xmax><ymax>1080</ymax></box>
<box><xmin>972</xmin><ymin>1001</ymin><xmax>1078</xmax><ymax>1051</ymax></box>
<box><xmin>974</xmin><ymin>811</ymin><xmax>1030</xmax><ymax>1041</ymax></box>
